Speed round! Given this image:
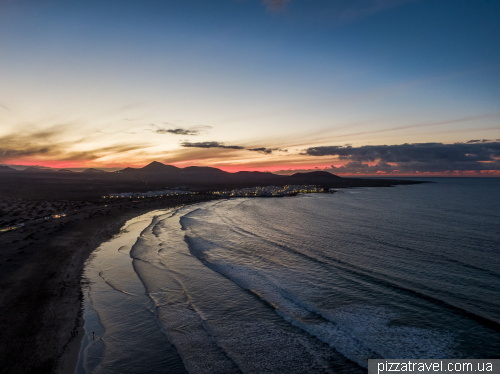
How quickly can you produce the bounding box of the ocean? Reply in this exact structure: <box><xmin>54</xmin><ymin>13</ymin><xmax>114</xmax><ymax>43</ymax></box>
<box><xmin>76</xmin><ymin>178</ymin><xmax>500</xmax><ymax>374</ymax></box>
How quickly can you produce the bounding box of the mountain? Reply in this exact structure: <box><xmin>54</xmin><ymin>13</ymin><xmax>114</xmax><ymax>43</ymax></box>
<box><xmin>289</xmin><ymin>171</ymin><xmax>340</xmax><ymax>178</ymax></box>
<box><xmin>288</xmin><ymin>171</ymin><xmax>340</xmax><ymax>180</ymax></box>
<box><xmin>285</xmin><ymin>171</ymin><xmax>341</xmax><ymax>184</ymax></box>
<box><xmin>22</xmin><ymin>166</ymin><xmax>52</xmax><ymax>173</ymax></box>
<box><xmin>113</xmin><ymin>161</ymin><xmax>346</xmax><ymax>186</ymax></box>
<box><xmin>115</xmin><ymin>167</ymin><xmax>137</xmax><ymax>173</ymax></box>
<box><xmin>82</xmin><ymin>168</ymin><xmax>107</xmax><ymax>173</ymax></box>
<box><xmin>0</xmin><ymin>161</ymin><xmax>425</xmax><ymax>200</ymax></box>
<box><xmin>181</xmin><ymin>166</ymin><xmax>228</xmax><ymax>174</ymax></box>
<box><xmin>0</xmin><ymin>165</ymin><xmax>18</xmax><ymax>173</ymax></box>
<box><xmin>117</xmin><ymin>161</ymin><xmax>180</xmax><ymax>173</ymax></box>
<box><xmin>141</xmin><ymin>161</ymin><xmax>180</xmax><ymax>173</ymax></box>
<box><xmin>57</xmin><ymin>169</ymin><xmax>74</xmax><ymax>173</ymax></box>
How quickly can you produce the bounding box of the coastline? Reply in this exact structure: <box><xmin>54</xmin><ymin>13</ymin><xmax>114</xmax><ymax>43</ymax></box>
<box><xmin>0</xmin><ymin>194</ymin><xmax>219</xmax><ymax>374</ymax></box>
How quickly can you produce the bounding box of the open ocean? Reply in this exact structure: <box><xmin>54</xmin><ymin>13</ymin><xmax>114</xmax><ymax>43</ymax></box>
<box><xmin>77</xmin><ymin>178</ymin><xmax>500</xmax><ymax>374</ymax></box>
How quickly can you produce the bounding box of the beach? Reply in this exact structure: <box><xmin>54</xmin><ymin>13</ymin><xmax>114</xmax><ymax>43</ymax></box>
<box><xmin>74</xmin><ymin>179</ymin><xmax>500</xmax><ymax>373</ymax></box>
<box><xmin>0</xmin><ymin>194</ymin><xmax>219</xmax><ymax>374</ymax></box>
<box><xmin>2</xmin><ymin>179</ymin><xmax>499</xmax><ymax>373</ymax></box>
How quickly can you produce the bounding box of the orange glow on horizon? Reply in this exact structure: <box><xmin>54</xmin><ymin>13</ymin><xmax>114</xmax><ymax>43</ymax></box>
<box><xmin>3</xmin><ymin>158</ymin><xmax>500</xmax><ymax>177</ymax></box>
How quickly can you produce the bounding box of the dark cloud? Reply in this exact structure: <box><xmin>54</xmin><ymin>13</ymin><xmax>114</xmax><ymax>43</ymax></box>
<box><xmin>247</xmin><ymin>147</ymin><xmax>287</xmax><ymax>154</ymax></box>
<box><xmin>0</xmin><ymin>146</ymin><xmax>51</xmax><ymax>160</ymax></box>
<box><xmin>275</xmin><ymin>158</ymin><xmax>500</xmax><ymax>175</ymax></box>
<box><xmin>181</xmin><ymin>141</ymin><xmax>245</xmax><ymax>150</ymax></box>
<box><xmin>157</xmin><ymin>128</ymin><xmax>200</xmax><ymax>135</ymax></box>
<box><xmin>301</xmin><ymin>141</ymin><xmax>500</xmax><ymax>174</ymax></box>
<box><xmin>153</xmin><ymin>124</ymin><xmax>211</xmax><ymax>136</ymax></box>
<box><xmin>466</xmin><ymin>139</ymin><xmax>495</xmax><ymax>144</ymax></box>
<box><xmin>304</xmin><ymin>141</ymin><xmax>500</xmax><ymax>162</ymax></box>
<box><xmin>326</xmin><ymin>160</ymin><xmax>500</xmax><ymax>174</ymax></box>
<box><xmin>181</xmin><ymin>142</ymin><xmax>287</xmax><ymax>154</ymax></box>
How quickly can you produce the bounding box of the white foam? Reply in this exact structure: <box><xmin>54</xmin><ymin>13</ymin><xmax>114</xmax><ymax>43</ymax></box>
<box><xmin>323</xmin><ymin>306</ymin><xmax>455</xmax><ymax>359</ymax></box>
<box><xmin>193</xmin><ymin>256</ymin><xmax>455</xmax><ymax>367</ymax></box>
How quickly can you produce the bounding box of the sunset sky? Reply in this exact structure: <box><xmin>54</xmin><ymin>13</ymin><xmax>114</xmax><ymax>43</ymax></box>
<box><xmin>0</xmin><ymin>0</ymin><xmax>499</xmax><ymax>175</ymax></box>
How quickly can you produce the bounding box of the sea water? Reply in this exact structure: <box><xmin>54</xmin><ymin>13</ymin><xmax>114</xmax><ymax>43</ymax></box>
<box><xmin>77</xmin><ymin>178</ymin><xmax>500</xmax><ymax>373</ymax></box>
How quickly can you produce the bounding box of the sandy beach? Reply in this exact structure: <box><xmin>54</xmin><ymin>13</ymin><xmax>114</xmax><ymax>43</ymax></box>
<box><xmin>0</xmin><ymin>194</ymin><xmax>219</xmax><ymax>374</ymax></box>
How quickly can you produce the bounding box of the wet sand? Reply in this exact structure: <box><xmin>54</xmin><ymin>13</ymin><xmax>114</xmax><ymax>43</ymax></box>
<box><xmin>0</xmin><ymin>194</ymin><xmax>219</xmax><ymax>374</ymax></box>
<box><xmin>54</xmin><ymin>315</ymin><xmax>84</xmax><ymax>374</ymax></box>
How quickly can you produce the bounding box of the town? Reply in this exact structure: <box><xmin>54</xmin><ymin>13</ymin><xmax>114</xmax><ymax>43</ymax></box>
<box><xmin>1</xmin><ymin>185</ymin><xmax>332</xmax><ymax>233</ymax></box>
<box><xmin>102</xmin><ymin>185</ymin><xmax>331</xmax><ymax>200</ymax></box>
<box><xmin>105</xmin><ymin>188</ymin><xmax>197</xmax><ymax>199</ymax></box>
<box><xmin>212</xmin><ymin>185</ymin><xmax>327</xmax><ymax>197</ymax></box>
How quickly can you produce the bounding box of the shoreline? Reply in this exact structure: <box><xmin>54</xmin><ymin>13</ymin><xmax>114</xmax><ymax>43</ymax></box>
<box><xmin>54</xmin><ymin>314</ymin><xmax>84</xmax><ymax>374</ymax></box>
<box><xmin>55</xmin><ymin>207</ymin><xmax>182</xmax><ymax>374</ymax></box>
<box><xmin>0</xmin><ymin>194</ymin><xmax>220</xmax><ymax>374</ymax></box>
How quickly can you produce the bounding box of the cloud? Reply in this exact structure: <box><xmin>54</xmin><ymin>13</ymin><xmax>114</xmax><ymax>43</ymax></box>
<box><xmin>263</xmin><ymin>0</ymin><xmax>290</xmax><ymax>12</ymax></box>
<box><xmin>0</xmin><ymin>125</ymin><xmax>149</xmax><ymax>163</ymax></box>
<box><xmin>247</xmin><ymin>147</ymin><xmax>287</xmax><ymax>154</ymax></box>
<box><xmin>466</xmin><ymin>139</ymin><xmax>496</xmax><ymax>144</ymax></box>
<box><xmin>304</xmin><ymin>141</ymin><xmax>500</xmax><ymax>162</ymax></box>
<box><xmin>181</xmin><ymin>142</ymin><xmax>288</xmax><ymax>154</ymax></box>
<box><xmin>301</xmin><ymin>141</ymin><xmax>500</xmax><ymax>174</ymax></box>
<box><xmin>157</xmin><ymin>128</ymin><xmax>200</xmax><ymax>135</ymax></box>
<box><xmin>181</xmin><ymin>141</ymin><xmax>245</xmax><ymax>150</ymax></box>
<box><xmin>153</xmin><ymin>124</ymin><xmax>211</xmax><ymax>136</ymax></box>
<box><xmin>326</xmin><ymin>160</ymin><xmax>500</xmax><ymax>174</ymax></box>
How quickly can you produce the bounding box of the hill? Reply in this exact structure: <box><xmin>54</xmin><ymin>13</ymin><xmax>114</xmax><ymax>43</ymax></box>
<box><xmin>286</xmin><ymin>171</ymin><xmax>341</xmax><ymax>183</ymax></box>
<box><xmin>0</xmin><ymin>166</ymin><xmax>18</xmax><ymax>173</ymax></box>
<box><xmin>22</xmin><ymin>166</ymin><xmax>52</xmax><ymax>173</ymax></box>
<box><xmin>181</xmin><ymin>166</ymin><xmax>227</xmax><ymax>174</ymax></box>
<box><xmin>82</xmin><ymin>168</ymin><xmax>107</xmax><ymax>173</ymax></box>
<box><xmin>117</xmin><ymin>161</ymin><xmax>179</xmax><ymax>173</ymax></box>
<box><xmin>141</xmin><ymin>161</ymin><xmax>180</xmax><ymax>173</ymax></box>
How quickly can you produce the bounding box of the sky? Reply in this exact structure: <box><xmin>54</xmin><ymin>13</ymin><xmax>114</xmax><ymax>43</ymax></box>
<box><xmin>0</xmin><ymin>0</ymin><xmax>499</xmax><ymax>176</ymax></box>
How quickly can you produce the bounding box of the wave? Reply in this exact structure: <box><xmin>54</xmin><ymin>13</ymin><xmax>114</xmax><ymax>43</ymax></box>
<box><xmin>148</xmin><ymin>274</ymin><xmax>243</xmax><ymax>374</ymax></box>
<box><xmin>184</xmin><ymin>239</ymin><xmax>456</xmax><ymax>367</ymax></box>
<box><xmin>98</xmin><ymin>270</ymin><xmax>138</xmax><ymax>296</ymax></box>
<box><xmin>133</xmin><ymin>203</ymin><xmax>363</xmax><ymax>373</ymax></box>
<box><xmin>180</xmin><ymin>200</ymin><xmax>500</xmax><ymax>329</ymax></box>
<box><xmin>81</xmin><ymin>183</ymin><xmax>500</xmax><ymax>373</ymax></box>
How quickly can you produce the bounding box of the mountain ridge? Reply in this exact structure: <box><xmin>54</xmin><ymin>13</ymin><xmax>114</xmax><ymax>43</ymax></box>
<box><xmin>116</xmin><ymin>161</ymin><xmax>341</xmax><ymax>179</ymax></box>
<box><xmin>0</xmin><ymin>165</ymin><xmax>18</xmax><ymax>173</ymax></box>
<box><xmin>82</xmin><ymin>168</ymin><xmax>107</xmax><ymax>173</ymax></box>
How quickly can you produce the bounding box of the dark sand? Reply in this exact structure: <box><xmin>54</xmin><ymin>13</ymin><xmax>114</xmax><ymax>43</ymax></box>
<box><xmin>0</xmin><ymin>194</ymin><xmax>219</xmax><ymax>374</ymax></box>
